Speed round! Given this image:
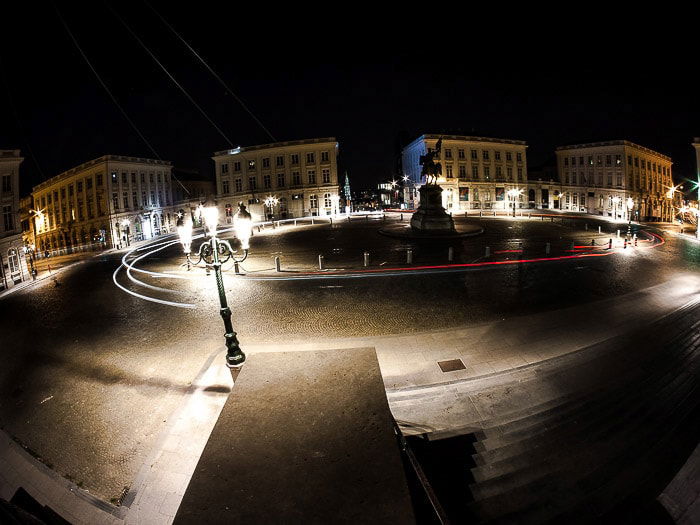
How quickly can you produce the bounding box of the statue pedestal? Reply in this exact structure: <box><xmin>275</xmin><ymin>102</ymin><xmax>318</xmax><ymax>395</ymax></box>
<box><xmin>411</xmin><ymin>184</ymin><xmax>455</xmax><ymax>232</ymax></box>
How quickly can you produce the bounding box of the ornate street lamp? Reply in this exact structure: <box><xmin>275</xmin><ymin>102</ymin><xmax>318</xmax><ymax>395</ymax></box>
<box><xmin>611</xmin><ymin>196</ymin><xmax>621</xmax><ymax>220</ymax></box>
<box><xmin>23</xmin><ymin>243</ymin><xmax>37</xmax><ymax>280</ymax></box>
<box><xmin>264</xmin><ymin>195</ymin><xmax>279</xmax><ymax>221</ymax></box>
<box><xmin>177</xmin><ymin>202</ymin><xmax>253</xmax><ymax>368</ymax></box>
<box><xmin>507</xmin><ymin>188</ymin><xmax>523</xmax><ymax>217</ymax></box>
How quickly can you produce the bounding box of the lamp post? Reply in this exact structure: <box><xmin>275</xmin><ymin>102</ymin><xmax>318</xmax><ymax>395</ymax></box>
<box><xmin>264</xmin><ymin>195</ymin><xmax>278</xmax><ymax>222</ymax></box>
<box><xmin>23</xmin><ymin>243</ymin><xmax>37</xmax><ymax>280</ymax></box>
<box><xmin>507</xmin><ymin>188</ymin><xmax>523</xmax><ymax>217</ymax></box>
<box><xmin>177</xmin><ymin>203</ymin><xmax>253</xmax><ymax>368</ymax></box>
<box><xmin>611</xmin><ymin>196</ymin><xmax>621</xmax><ymax>221</ymax></box>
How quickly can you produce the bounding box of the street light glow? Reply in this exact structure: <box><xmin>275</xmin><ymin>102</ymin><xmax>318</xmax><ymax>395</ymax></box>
<box><xmin>203</xmin><ymin>206</ymin><xmax>219</xmax><ymax>235</ymax></box>
<box><xmin>177</xmin><ymin>221</ymin><xmax>193</xmax><ymax>254</ymax></box>
<box><xmin>234</xmin><ymin>204</ymin><xmax>253</xmax><ymax>250</ymax></box>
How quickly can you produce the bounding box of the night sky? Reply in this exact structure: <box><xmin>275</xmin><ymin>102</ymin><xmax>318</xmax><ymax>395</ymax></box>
<box><xmin>1</xmin><ymin>3</ymin><xmax>697</xmax><ymax>197</ymax></box>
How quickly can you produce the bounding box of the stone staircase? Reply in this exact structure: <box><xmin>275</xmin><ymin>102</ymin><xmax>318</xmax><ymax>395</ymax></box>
<box><xmin>409</xmin><ymin>301</ymin><xmax>700</xmax><ymax>523</ymax></box>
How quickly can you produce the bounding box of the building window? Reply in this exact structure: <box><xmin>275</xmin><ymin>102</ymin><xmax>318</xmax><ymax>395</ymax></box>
<box><xmin>597</xmin><ymin>156</ymin><xmax>602</xmax><ymax>166</ymax></box>
<box><xmin>262</xmin><ymin>158</ymin><xmax>270</xmax><ymax>169</ymax></box>
<box><xmin>324</xmin><ymin>193</ymin><xmax>332</xmax><ymax>207</ymax></box>
<box><xmin>150</xmin><ymin>191</ymin><xmax>155</xmax><ymax>206</ymax></box>
<box><xmin>482</xmin><ymin>150</ymin><xmax>489</xmax><ymax>160</ymax></box>
<box><xmin>322</xmin><ymin>169</ymin><xmax>331</xmax><ymax>184</ymax></box>
<box><xmin>572</xmin><ymin>173</ymin><xmax>577</xmax><ymax>184</ymax></box>
<box><xmin>616</xmin><ymin>155</ymin><xmax>622</xmax><ymax>166</ymax></box>
<box><xmin>321</xmin><ymin>151</ymin><xmax>329</xmax><ymax>162</ymax></box>
<box><xmin>506</xmin><ymin>152</ymin><xmax>512</xmax><ymax>161</ymax></box>
<box><xmin>132</xmin><ymin>173</ymin><xmax>137</xmax><ymax>183</ymax></box>
<box><xmin>307</xmin><ymin>170</ymin><xmax>316</xmax><ymax>184</ymax></box>
<box><xmin>3</xmin><ymin>205</ymin><xmax>13</xmax><ymax>231</ymax></box>
<box><xmin>112</xmin><ymin>171</ymin><xmax>118</xmax><ymax>182</ymax></box>
<box><xmin>291</xmin><ymin>154</ymin><xmax>299</xmax><ymax>165</ymax></box>
<box><xmin>222</xmin><ymin>163</ymin><xmax>229</xmax><ymax>174</ymax></box>
<box><xmin>61</xmin><ymin>188</ymin><xmax>66</xmax><ymax>199</ymax></box>
<box><xmin>132</xmin><ymin>192</ymin><xmax>138</xmax><ymax>207</ymax></box>
<box><xmin>263</xmin><ymin>174</ymin><xmax>272</xmax><ymax>189</ymax></box>
<box><xmin>248</xmin><ymin>176</ymin><xmax>257</xmax><ymax>190</ymax></box>
<box><xmin>507</xmin><ymin>167</ymin><xmax>513</xmax><ymax>180</ymax></box>
<box><xmin>276</xmin><ymin>156</ymin><xmax>284</xmax><ymax>167</ymax></box>
<box><xmin>588</xmin><ymin>156</ymin><xmax>593</xmax><ymax>166</ymax></box>
<box><xmin>68</xmin><ymin>185</ymin><xmax>74</xmax><ymax>196</ymax></box>
<box><xmin>517</xmin><ymin>168</ymin><xmax>523</xmax><ymax>181</ymax></box>
<box><xmin>605</xmin><ymin>155</ymin><xmax>611</xmax><ymax>166</ymax></box>
<box><xmin>579</xmin><ymin>156</ymin><xmax>584</xmax><ymax>165</ymax></box>
<box><xmin>445</xmin><ymin>149</ymin><xmax>453</xmax><ymax>159</ymax></box>
<box><xmin>292</xmin><ymin>172</ymin><xmax>301</xmax><ymax>185</ymax></box>
<box><xmin>222</xmin><ymin>180</ymin><xmax>230</xmax><ymax>194</ymax></box>
<box><xmin>141</xmin><ymin>173</ymin><xmax>145</xmax><ymax>183</ymax></box>
<box><xmin>2</xmin><ymin>176</ymin><xmax>11</xmax><ymax>192</ymax></box>
<box><xmin>310</xmin><ymin>195</ymin><xmax>318</xmax><ymax>209</ymax></box>
<box><xmin>277</xmin><ymin>173</ymin><xmax>285</xmax><ymax>187</ymax></box>
<box><xmin>472</xmin><ymin>166</ymin><xmax>479</xmax><ymax>179</ymax></box>
<box><xmin>306</xmin><ymin>152</ymin><xmax>315</xmax><ymax>164</ymax></box>
<box><xmin>96</xmin><ymin>174</ymin><xmax>103</xmax><ymax>186</ymax></box>
<box><xmin>496</xmin><ymin>166</ymin><xmax>503</xmax><ymax>179</ymax></box>
<box><xmin>471</xmin><ymin>149</ymin><xmax>478</xmax><ymax>160</ymax></box>
<box><xmin>446</xmin><ymin>165</ymin><xmax>453</xmax><ymax>178</ymax></box>
<box><xmin>235</xmin><ymin>178</ymin><xmax>242</xmax><ymax>192</ymax></box>
<box><xmin>627</xmin><ymin>155</ymin><xmax>633</xmax><ymax>165</ymax></box>
<box><xmin>571</xmin><ymin>156</ymin><xmax>577</xmax><ymax>167</ymax></box>
<box><xmin>120</xmin><ymin>172</ymin><xmax>126</xmax><ymax>184</ymax></box>
<box><xmin>142</xmin><ymin>192</ymin><xmax>147</xmax><ymax>206</ymax></box>
<box><xmin>564</xmin><ymin>158</ymin><xmax>569</xmax><ymax>167</ymax></box>
<box><xmin>113</xmin><ymin>193</ymin><xmax>119</xmax><ymax>210</ymax></box>
<box><xmin>495</xmin><ymin>151</ymin><xmax>501</xmax><ymax>161</ymax></box>
<box><xmin>77</xmin><ymin>181</ymin><xmax>83</xmax><ymax>193</ymax></box>
<box><xmin>516</xmin><ymin>152</ymin><xmax>522</xmax><ymax>162</ymax></box>
<box><xmin>234</xmin><ymin>161</ymin><xmax>241</xmax><ymax>172</ymax></box>
<box><xmin>484</xmin><ymin>166</ymin><xmax>490</xmax><ymax>179</ymax></box>
<box><xmin>457</xmin><ymin>165</ymin><xmax>465</xmax><ymax>178</ymax></box>
<box><xmin>607</xmin><ymin>173</ymin><xmax>613</xmax><ymax>186</ymax></box>
<box><xmin>150</xmin><ymin>173</ymin><xmax>154</xmax><ymax>183</ymax></box>
<box><xmin>123</xmin><ymin>192</ymin><xmax>129</xmax><ymax>208</ymax></box>
<box><xmin>616</xmin><ymin>175</ymin><xmax>622</xmax><ymax>186</ymax></box>
<box><xmin>248</xmin><ymin>160</ymin><xmax>256</xmax><ymax>170</ymax></box>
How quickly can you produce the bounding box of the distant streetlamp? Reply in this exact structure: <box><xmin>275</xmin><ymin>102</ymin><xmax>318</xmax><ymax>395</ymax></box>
<box><xmin>264</xmin><ymin>195</ymin><xmax>279</xmax><ymax>221</ymax></box>
<box><xmin>177</xmin><ymin>203</ymin><xmax>253</xmax><ymax>368</ymax></box>
<box><xmin>507</xmin><ymin>188</ymin><xmax>523</xmax><ymax>217</ymax></box>
<box><xmin>23</xmin><ymin>243</ymin><xmax>37</xmax><ymax>280</ymax></box>
<box><xmin>611</xmin><ymin>196</ymin><xmax>621</xmax><ymax>220</ymax></box>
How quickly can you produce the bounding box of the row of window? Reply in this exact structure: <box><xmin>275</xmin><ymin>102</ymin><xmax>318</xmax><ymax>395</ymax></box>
<box><xmin>221</xmin><ymin>169</ymin><xmax>332</xmax><ymax>194</ymax></box>
<box><xmin>221</xmin><ymin>151</ymin><xmax>331</xmax><ymax>174</ymax></box>
<box><xmin>435</xmin><ymin>149</ymin><xmax>524</xmax><ymax>162</ymax></box>
<box><xmin>444</xmin><ymin>165</ymin><xmax>524</xmax><ymax>180</ymax></box>
<box><xmin>111</xmin><ymin>171</ymin><xmax>167</xmax><ymax>185</ymax></box>
<box><xmin>563</xmin><ymin>154</ymin><xmax>670</xmax><ymax>175</ymax></box>
<box><xmin>225</xmin><ymin>192</ymin><xmax>335</xmax><ymax>211</ymax></box>
<box><xmin>112</xmin><ymin>190</ymin><xmax>168</xmax><ymax>211</ymax></box>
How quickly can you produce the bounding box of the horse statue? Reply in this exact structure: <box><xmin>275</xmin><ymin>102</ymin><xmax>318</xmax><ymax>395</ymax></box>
<box><xmin>419</xmin><ymin>138</ymin><xmax>442</xmax><ymax>185</ymax></box>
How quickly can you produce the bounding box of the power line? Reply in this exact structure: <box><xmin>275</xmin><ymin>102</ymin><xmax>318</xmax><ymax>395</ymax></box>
<box><xmin>52</xmin><ymin>2</ymin><xmax>189</xmax><ymax>195</ymax></box>
<box><xmin>143</xmin><ymin>0</ymin><xmax>277</xmax><ymax>143</ymax></box>
<box><xmin>105</xmin><ymin>2</ymin><xmax>235</xmax><ymax>149</ymax></box>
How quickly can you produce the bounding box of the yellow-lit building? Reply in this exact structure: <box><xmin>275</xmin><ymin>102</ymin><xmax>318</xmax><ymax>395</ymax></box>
<box><xmin>555</xmin><ymin>140</ymin><xmax>677</xmax><ymax>221</ymax></box>
<box><xmin>402</xmin><ymin>134</ymin><xmax>532</xmax><ymax>211</ymax></box>
<box><xmin>32</xmin><ymin>155</ymin><xmax>175</xmax><ymax>253</ymax></box>
<box><xmin>0</xmin><ymin>149</ymin><xmax>28</xmax><ymax>289</ymax></box>
<box><xmin>212</xmin><ymin>138</ymin><xmax>340</xmax><ymax>222</ymax></box>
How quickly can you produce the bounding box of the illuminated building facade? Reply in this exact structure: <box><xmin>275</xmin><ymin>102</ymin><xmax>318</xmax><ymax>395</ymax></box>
<box><xmin>555</xmin><ymin>141</ymin><xmax>676</xmax><ymax>221</ymax></box>
<box><xmin>0</xmin><ymin>149</ymin><xmax>28</xmax><ymax>289</ymax></box>
<box><xmin>212</xmin><ymin>138</ymin><xmax>340</xmax><ymax>222</ymax></box>
<box><xmin>402</xmin><ymin>135</ymin><xmax>531</xmax><ymax>212</ymax></box>
<box><xmin>32</xmin><ymin>155</ymin><xmax>175</xmax><ymax>253</ymax></box>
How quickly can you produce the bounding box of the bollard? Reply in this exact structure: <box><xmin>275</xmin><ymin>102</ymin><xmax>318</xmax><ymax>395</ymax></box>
<box><xmin>529</xmin><ymin>213</ymin><xmax>531</xmax><ymax>219</ymax></box>
<box><xmin>363</xmin><ymin>251</ymin><xmax>370</xmax><ymax>267</ymax></box>
<box><xmin>383</xmin><ymin>214</ymin><xmax>386</xmax><ymax>222</ymax></box>
<box><xmin>318</xmin><ymin>255</ymin><xmax>324</xmax><ymax>270</ymax></box>
<box><xmin>541</xmin><ymin>215</ymin><xmax>544</xmax><ymax>221</ymax></box>
<box><xmin>617</xmin><ymin>229</ymin><xmax>620</xmax><ymax>238</ymax></box>
<box><xmin>311</xmin><ymin>218</ymin><xmax>315</xmax><ymax>225</ymax></box>
<box><xmin>545</xmin><ymin>242</ymin><xmax>550</xmax><ymax>254</ymax></box>
<box><xmin>485</xmin><ymin>246</ymin><xmax>491</xmax><ymax>257</ymax></box>
<box><xmin>407</xmin><ymin>248</ymin><xmax>413</xmax><ymax>264</ymax></box>
<box><xmin>365</xmin><ymin>215</ymin><xmax>369</xmax><ymax>222</ymax></box>
<box><xmin>479</xmin><ymin>211</ymin><xmax>482</xmax><ymax>217</ymax></box>
<box><xmin>294</xmin><ymin>219</ymin><xmax>297</xmax><ymax>226</ymax></box>
<box><xmin>448</xmin><ymin>246</ymin><xmax>454</xmax><ymax>261</ymax></box>
<box><xmin>624</xmin><ymin>238</ymin><xmax>628</xmax><ymax>249</ymax></box>
<box><xmin>598</xmin><ymin>226</ymin><xmax>601</xmax><ymax>233</ymax></box>
<box><xmin>400</xmin><ymin>213</ymin><xmax>403</xmax><ymax>221</ymax></box>
<box><xmin>493</xmin><ymin>211</ymin><xmax>496</xmax><ymax>217</ymax></box>
<box><xmin>608</xmin><ymin>238</ymin><xmax>613</xmax><ymax>249</ymax></box>
<box><xmin>634</xmin><ymin>237</ymin><xmax>638</xmax><ymax>246</ymax></box>
<box><xmin>275</xmin><ymin>256</ymin><xmax>281</xmax><ymax>272</ymax></box>
<box><xmin>591</xmin><ymin>239</ymin><xmax>595</xmax><ymax>246</ymax></box>
<box><xmin>257</xmin><ymin>225</ymin><xmax>261</xmax><ymax>232</ymax></box>
<box><xmin>330</xmin><ymin>218</ymin><xmax>333</xmax><ymax>225</ymax></box>
<box><xmin>551</xmin><ymin>217</ymin><xmax>554</xmax><ymax>222</ymax></box>
<box><xmin>347</xmin><ymin>216</ymin><xmax>350</xmax><ymax>223</ymax></box>
<box><xmin>234</xmin><ymin>260</ymin><xmax>240</xmax><ymax>274</ymax></box>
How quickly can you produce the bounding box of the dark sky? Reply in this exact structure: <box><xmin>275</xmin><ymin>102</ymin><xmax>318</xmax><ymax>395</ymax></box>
<box><xmin>1</xmin><ymin>3</ymin><xmax>698</xmax><ymax>197</ymax></box>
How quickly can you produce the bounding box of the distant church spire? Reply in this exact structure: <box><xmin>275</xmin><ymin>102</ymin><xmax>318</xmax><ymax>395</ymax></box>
<box><xmin>343</xmin><ymin>172</ymin><xmax>352</xmax><ymax>211</ymax></box>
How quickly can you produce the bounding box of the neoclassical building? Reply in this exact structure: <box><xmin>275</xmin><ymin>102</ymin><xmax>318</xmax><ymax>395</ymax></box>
<box><xmin>555</xmin><ymin>140</ymin><xmax>677</xmax><ymax>221</ymax></box>
<box><xmin>0</xmin><ymin>149</ymin><xmax>28</xmax><ymax>289</ymax></box>
<box><xmin>212</xmin><ymin>138</ymin><xmax>340</xmax><ymax>222</ymax></box>
<box><xmin>402</xmin><ymin>134</ymin><xmax>531</xmax><ymax>212</ymax></box>
<box><xmin>32</xmin><ymin>155</ymin><xmax>175</xmax><ymax>253</ymax></box>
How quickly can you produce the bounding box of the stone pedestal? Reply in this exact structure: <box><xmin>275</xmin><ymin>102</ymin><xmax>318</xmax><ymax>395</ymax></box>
<box><xmin>410</xmin><ymin>184</ymin><xmax>455</xmax><ymax>232</ymax></box>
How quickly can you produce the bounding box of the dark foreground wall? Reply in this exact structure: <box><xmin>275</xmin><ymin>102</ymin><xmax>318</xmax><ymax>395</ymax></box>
<box><xmin>175</xmin><ymin>348</ymin><xmax>415</xmax><ymax>524</ymax></box>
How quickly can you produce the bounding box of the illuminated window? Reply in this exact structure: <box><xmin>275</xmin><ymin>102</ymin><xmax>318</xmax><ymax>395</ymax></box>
<box><xmin>111</xmin><ymin>172</ymin><xmax>118</xmax><ymax>182</ymax></box>
<box><xmin>324</xmin><ymin>193</ymin><xmax>331</xmax><ymax>207</ymax></box>
<box><xmin>248</xmin><ymin>160</ymin><xmax>256</xmax><ymax>170</ymax></box>
<box><xmin>310</xmin><ymin>195</ymin><xmax>318</xmax><ymax>208</ymax></box>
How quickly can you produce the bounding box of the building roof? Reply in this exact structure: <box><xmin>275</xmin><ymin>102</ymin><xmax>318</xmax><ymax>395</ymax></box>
<box><xmin>556</xmin><ymin>140</ymin><xmax>671</xmax><ymax>161</ymax></box>
<box><xmin>404</xmin><ymin>134</ymin><xmax>527</xmax><ymax>150</ymax></box>
<box><xmin>33</xmin><ymin>155</ymin><xmax>171</xmax><ymax>192</ymax></box>
<box><xmin>213</xmin><ymin>137</ymin><xmax>338</xmax><ymax>157</ymax></box>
